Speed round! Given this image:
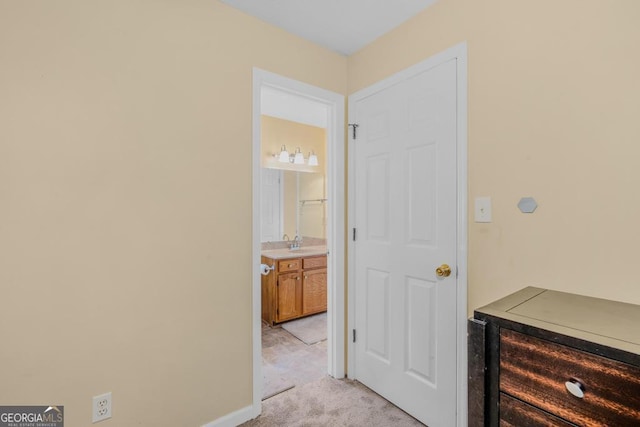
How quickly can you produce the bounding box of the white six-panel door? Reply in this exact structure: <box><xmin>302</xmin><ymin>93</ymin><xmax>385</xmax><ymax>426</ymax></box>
<box><xmin>351</xmin><ymin>58</ymin><xmax>458</xmax><ymax>426</ymax></box>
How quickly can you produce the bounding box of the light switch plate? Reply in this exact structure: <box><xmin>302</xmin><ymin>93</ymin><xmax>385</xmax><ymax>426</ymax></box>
<box><xmin>475</xmin><ymin>197</ymin><xmax>492</xmax><ymax>223</ymax></box>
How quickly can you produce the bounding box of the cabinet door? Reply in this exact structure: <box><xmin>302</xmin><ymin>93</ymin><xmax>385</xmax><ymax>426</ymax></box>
<box><xmin>302</xmin><ymin>268</ymin><xmax>327</xmax><ymax>315</ymax></box>
<box><xmin>277</xmin><ymin>272</ymin><xmax>302</xmax><ymax>322</ymax></box>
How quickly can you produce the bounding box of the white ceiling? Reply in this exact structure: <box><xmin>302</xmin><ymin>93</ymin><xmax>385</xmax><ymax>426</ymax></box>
<box><xmin>219</xmin><ymin>0</ymin><xmax>438</xmax><ymax>56</ymax></box>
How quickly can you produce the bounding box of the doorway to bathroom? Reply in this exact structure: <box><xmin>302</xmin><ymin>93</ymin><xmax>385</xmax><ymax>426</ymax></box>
<box><xmin>251</xmin><ymin>68</ymin><xmax>345</xmax><ymax>416</ymax></box>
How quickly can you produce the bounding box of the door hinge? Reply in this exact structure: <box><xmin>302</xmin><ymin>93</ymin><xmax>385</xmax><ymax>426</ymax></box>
<box><xmin>352</xmin><ymin>227</ymin><xmax>357</xmax><ymax>241</ymax></box>
<box><xmin>352</xmin><ymin>329</ymin><xmax>357</xmax><ymax>343</ymax></box>
<box><xmin>348</xmin><ymin>123</ymin><xmax>359</xmax><ymax>140</ymax></box>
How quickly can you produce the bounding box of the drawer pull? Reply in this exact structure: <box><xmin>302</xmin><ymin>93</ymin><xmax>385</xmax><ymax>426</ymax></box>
<box><xmin>565</xmin><ymin>378</ymin><xmax>585</xmax><ymax>399</ymax></box>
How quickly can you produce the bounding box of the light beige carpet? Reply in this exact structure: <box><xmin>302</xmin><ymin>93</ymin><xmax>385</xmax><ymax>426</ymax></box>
<box><xmin>281</xmin><ymin>312</ymin><xmax>327</xmax><ymax>345</ymax></box>
<box><xmin>242</xmin><ymin>376</ymin><xmax>426</xmax><ymax>427</ymax></box>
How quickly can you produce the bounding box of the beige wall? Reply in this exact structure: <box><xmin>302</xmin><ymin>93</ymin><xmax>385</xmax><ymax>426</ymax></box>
<box><xmin>0</xmin><ymin>1</ymin><xmax>346</xmax><ymax>426</ymax></box>
<box><xmin>4</xmin><ymin>0</ymin><xmax>640</xmax><ymax>424</ymax></box>
<box><xmin>348</xmin><ymin>0</ymin><xmax>640</xmax><ymax>313</ymax></box>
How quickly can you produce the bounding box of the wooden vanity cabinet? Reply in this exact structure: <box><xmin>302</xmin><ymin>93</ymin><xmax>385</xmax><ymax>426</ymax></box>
<box><xmin>261</xmin><ymin>254</ymin><xmax>327</xmax><ymax>325</ymax></box>
<box><xmin>469</xmin><ymin>287</ymin><xmax>640</xmax><ymax>426</ymax></box>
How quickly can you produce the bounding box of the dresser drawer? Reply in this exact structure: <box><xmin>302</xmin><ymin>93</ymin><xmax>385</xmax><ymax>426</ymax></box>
<box><xmin>278</xmin><ymin>258</ymin><xmax>301</xmax><ymax>272</ymax></box>
<box><xmin>303</xmin><ymin>255</ymin><xmax>326</xmax><ymax>269</ymax></box>
<box><xmin>500</xmin><ymin>328</ymin><xmax>640</xmax><ymax>425</ymax></box>
<box><xmin>500</xmin><ymin>393</ymin><xmax>574</xmax><ymax>427</ymax></box>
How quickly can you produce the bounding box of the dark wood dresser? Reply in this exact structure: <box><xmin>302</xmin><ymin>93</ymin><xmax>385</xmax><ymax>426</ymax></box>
<box><xmin>468</xmin><ymin>287</ymin><xmax>640</xmax><ymax>426</ymax></box>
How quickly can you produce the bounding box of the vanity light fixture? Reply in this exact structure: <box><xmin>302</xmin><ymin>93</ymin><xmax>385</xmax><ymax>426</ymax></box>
<box><xmin>275</xmin><ymin>145</ymin><xmax>318</xmax><ymax>166</ymax></box>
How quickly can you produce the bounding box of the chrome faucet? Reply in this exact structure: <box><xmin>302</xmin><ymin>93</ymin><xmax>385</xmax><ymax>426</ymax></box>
<box><xmin>290</xmin><ymin>235</ymin><xmax>302</xmax><ymax>250</ymax></box>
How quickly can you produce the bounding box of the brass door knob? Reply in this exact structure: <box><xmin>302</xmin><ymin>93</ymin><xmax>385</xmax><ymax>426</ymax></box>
<box><xmin>436</xmin><ymin>264</ymin><xmax>451</xmax><ymax>278</ymax></box>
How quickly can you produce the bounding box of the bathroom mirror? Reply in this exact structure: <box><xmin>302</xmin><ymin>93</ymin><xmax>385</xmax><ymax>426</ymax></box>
<box><xmin>287</xmin><ymin>170</ymin><xmax>326</xmax><ymax>240</ymax></box>
<box><xmin>260</xmin><ymin>114</ymin><xmax>327</xmax><ymax>243</ymax></box>
<box><xmin>260</xmin><ymin>168</ymin><xmax>326</xmax><ymax>243</ymax></box>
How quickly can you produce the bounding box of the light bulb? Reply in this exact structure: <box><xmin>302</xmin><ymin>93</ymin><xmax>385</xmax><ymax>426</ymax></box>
<box><xmin>308</xmin><ymin>151</ymin><xmax>318</xmax><ymax>166</ymax></box>
<box><xmin>278</xmin><ymin>145</ymin><xmax>289</xmax><ymax>163</ymax></box>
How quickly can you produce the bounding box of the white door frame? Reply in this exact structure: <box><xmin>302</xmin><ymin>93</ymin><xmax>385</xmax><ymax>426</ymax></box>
<box><xmin>347</xmin><ymin>42</ymin><xmax>468</xmax><ymax>426</ymax></box>
<box><xmin>252</xmin><ymin>68</ymin><xmax>346</xmax><ymax>418</ymax></box>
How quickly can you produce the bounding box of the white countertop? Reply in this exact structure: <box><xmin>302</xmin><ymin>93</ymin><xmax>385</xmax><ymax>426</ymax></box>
<box><xmin>261</xmin><ymin>245</ymin><xmax>327</xmax><ymax>260</ymax></box>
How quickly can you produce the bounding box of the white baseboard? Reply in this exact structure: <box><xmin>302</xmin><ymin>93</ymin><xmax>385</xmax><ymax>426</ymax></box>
<box><xmin>201</xmin><ymin>404</ymin><xmax>256</xmax><ymax>427</ymax></box>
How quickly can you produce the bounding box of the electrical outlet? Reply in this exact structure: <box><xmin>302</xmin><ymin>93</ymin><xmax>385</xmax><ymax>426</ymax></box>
<box><xmin>92</xmin><ymin>392</ymin><xmax>112</xmax><ymax>423</ymax></box>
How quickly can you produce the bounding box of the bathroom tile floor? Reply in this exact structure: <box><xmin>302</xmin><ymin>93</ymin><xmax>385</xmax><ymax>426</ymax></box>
<box><xmin>262</xmin><ymin>318</ymin><xmax>327</xmax><ymax>399</ymax></box>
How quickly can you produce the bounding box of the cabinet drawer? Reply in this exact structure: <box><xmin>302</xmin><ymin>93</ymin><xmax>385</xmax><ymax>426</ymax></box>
<box><xmin>500</xmin><ymin>394</ymin><xmax>574</xmax><ymax>427</ymax></box>
<box><xmin>500</xmin><ymin>328</ymin><xmax>640</xmax><ymax>426</ymax></box>
<box><xmin>278</xmin><ymin>258</ymin><xmax>301</xmax><ymax>272</ymax></box>
<box><xmin>303</xmin><ymin>255</ymin><xmax>326</xmax><ymax>269</ymax></box>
